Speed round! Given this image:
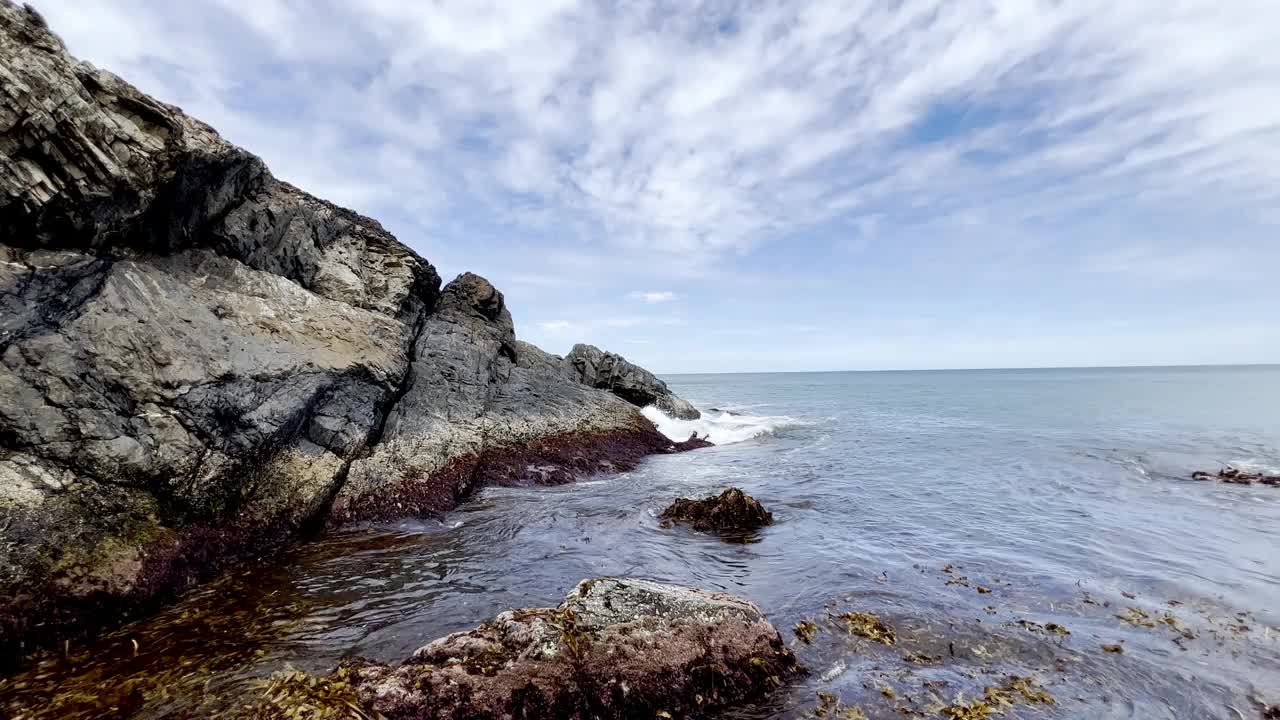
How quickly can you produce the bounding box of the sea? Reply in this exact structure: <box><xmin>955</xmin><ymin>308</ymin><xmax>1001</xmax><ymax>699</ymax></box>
<box><xmin>4</xmin><ymin>365</ymin><xmax>1279</xmax><ymax>718</ymax></box>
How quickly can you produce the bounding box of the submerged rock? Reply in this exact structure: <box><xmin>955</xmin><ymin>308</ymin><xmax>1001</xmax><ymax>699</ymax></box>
<box><xmin>660</xmin><ymin>488</ymin><xmax>774</xmax><ymax>532</ymax></box>
<box><xmin>335</xmin><ymin>578</ymin><xmax>798</xmax><ymax>720</ymax></box>
<box><xmin>564</xmin><ymin>344</ymin><xmax>700</xmax><ymax>419</ymax></box>
<box><xmin>1191</xmin><ymin>467</ymin><xmax>1280</xmax><ymax>486</ymax></box>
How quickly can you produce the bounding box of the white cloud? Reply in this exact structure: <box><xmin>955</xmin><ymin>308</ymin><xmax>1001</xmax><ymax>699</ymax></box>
<box><xmin>629</xmin><ymin>291</ymin><xmax>677</xmax><ymax>303</ymax></box>
<box><xmin>603</xmin><ymin>316</ymin><xmax>687</xmax><ymax>329</ymax></box>
<box><xmin>36</xmin><ymin>0</ymin><xmax>1280</xmax><ymax>266</ymax></box>
<box><xmin>537</xmin><ymin>320</ymin><xmax>576</xmax><ymax>332</ymax></box>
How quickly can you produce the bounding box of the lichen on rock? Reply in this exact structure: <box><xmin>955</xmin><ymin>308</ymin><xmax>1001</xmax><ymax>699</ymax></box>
<box><xmin>336</xmin><ymin>578</ymin><xmax>800</xmax><ymax>720</ymax></box>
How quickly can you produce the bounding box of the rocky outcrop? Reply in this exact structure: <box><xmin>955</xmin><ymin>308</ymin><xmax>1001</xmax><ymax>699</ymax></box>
<box><xmin>564</xmin><ymin>344</ymin><xmax>700</xmax><ymax>420</ymax></box>
<box><xmin>661</xmin><ymin>488</ymin><xmax>774</xmax><ymax>532</ymax></box>
<box><xmin>329</xmin><ymin>275</ymin><xmax>681</xmax><ymax>525</ymax></box>
<box><xmin>332</xmin><ymin>578</ymin><xmax>798</xmax><ymax>719</ymax></box>
<box><xmin>0</xmin><ymin>2</ymin><xmax>699</xmax><ymax>663</ymax></box>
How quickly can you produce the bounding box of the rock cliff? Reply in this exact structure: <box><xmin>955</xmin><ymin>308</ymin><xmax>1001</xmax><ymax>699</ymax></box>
<box><xmin>0</xmin><ymin>1</ymin><xmax>699</xmax><ymax>663</ymax></box>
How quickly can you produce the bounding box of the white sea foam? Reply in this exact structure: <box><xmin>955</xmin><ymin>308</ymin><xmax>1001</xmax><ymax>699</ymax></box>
<box><xmin>1224</xmin><ymin>458</ymin><xmax>1280</xmax><ymax>475</ymax></box>
<box><xmin>641</xmin><ymin>405</ymin><xmax>801</xmax><ymax>445</ymax></box>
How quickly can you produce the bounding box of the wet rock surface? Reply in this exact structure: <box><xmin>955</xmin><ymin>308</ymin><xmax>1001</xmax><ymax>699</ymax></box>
<box><xmin>331</xmin><ymin>578</ymin><xmax>798</xmax><ymax>720</ymax></box>
<box><xmin>1191</xmin><ymin>467</ymin><xmax>1280</xmax><ymax>486</ymax></box>
<box><xmin>671</xmin><ymin>432</ymin><xmax>715</xmax><ymax>452</ymax></box>
<box><xmin>661</xmin><ymin>487</ymin><xmax>774</xmax><ymax>532</ymax></box>
<box><xmin>564</xmin><ymin>343</ymin><xmax>701</xmax><ymax>419</ymax></box>
<box><xmin>0</xmin><ymin>2</ymin><xmax>700</xmax><ymax>662</ymax></box>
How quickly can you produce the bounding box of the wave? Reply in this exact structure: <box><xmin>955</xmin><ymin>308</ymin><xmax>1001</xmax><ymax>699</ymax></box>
<box><xmin>641</xmin><ymin>405</ymin><xmax>801</xmax><ymax>445</ymax></box>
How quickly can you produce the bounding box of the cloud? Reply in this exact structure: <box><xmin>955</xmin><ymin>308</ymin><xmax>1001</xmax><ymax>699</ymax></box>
<box><xmin>629</xmin><ymin>291</ymin><xmax>677</xmax><ymax>303</ymax></box>
<box><xmin>37</xmin><ymin>0</ymin><xmax>1280</xmax><ymax>266</ymax></box>
<box><xmin>536</xmin><ymin>320</ymin><xmax>576</xmax><ymax>332</ymax></box>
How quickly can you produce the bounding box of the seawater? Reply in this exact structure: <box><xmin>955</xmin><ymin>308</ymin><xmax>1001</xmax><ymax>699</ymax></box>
<box><xmin>4</xmin><ymin>365</ymin><xmax>1279</xmax><ymax>718</ymax></box>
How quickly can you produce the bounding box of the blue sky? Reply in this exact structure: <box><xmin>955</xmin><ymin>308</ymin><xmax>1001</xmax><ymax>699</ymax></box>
<box><xmin>39</xmin><ymin>0</ymin><xmax>1280</xmax><ymax>373</ymax></box>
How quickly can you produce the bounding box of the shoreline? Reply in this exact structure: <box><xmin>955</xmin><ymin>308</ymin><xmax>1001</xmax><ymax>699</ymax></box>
<box><xmin>1</xmin><ymin>417</ymin><xmax>707</xmax><ymax>669</ymax></box>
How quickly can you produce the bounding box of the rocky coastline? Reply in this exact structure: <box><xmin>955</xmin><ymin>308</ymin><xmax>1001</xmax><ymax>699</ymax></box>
<box><xmin>0</xmin><ymin>0</ymin><xmax>706</xmax><ymax>666</ymax></box>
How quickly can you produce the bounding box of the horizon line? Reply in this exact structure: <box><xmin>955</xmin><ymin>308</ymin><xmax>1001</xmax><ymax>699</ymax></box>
<box><xmin>658</xmin><ymin>362</ymin><xmax>1280</xmax><ymax>377</ymax></box>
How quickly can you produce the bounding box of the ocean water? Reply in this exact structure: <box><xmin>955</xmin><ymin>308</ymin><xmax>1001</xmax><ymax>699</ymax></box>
<box><xmin>4</xmin><ymin>365</ymin><xmax>1280</xmax><ymax>718</ymax></box>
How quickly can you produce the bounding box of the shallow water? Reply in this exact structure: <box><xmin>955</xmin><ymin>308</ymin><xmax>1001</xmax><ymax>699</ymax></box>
<box><xmin>4</xmin><ymin>365</ymin><xmax>1280</xmax><ymax>718</ymax></box>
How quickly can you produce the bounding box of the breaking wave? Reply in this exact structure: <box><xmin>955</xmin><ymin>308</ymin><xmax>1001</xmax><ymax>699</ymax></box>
<box><xmin>641</xmin><ymin>405</ymin><xmax>801</xmax><ymax>445</ymax></box>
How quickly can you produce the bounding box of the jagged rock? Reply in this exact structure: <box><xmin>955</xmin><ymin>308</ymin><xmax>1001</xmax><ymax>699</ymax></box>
<box><xmin>661</xmin><ymin>488</ymin><xmax>774</xmax><ymax>532</ymax></box>
<box><xmin>0</xmin><ymin>1</ymin><xmax>699</xmax><ymax>663</ymax></box>
<box><xmin>335</xmin><ymin>578</ymin><xmax>798</xmax><ymax>720</ymax></box>
<box><xmin>564</xmin><ymin>344</ymin><xmax>700</xmax><ymax>419</ymax></box>
<box><xmin>330</xmin><ymin>276</ymin><xmax>679</xmax><ymax>525</ymax></box>
<box><xmin>1192</xmin><ymin>467</ymin><xmax>1280</xmax><ymax>486</ymax></box>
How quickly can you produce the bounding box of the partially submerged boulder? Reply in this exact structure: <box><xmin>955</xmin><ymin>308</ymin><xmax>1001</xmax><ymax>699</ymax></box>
<box><xmin>335</xmin><ymin>578</ymin><xmax>798</xmax><ymax>720</ymax></box>
<box><xmin>671</xmin><ymin>432</ymin><xmax>714</xmax><ymax>452</ymax></box>
<box><xmin>661</xmin><ymin>488</ymin><xmax>774</xmax><ymax>532</ymax></box>
<box><xmin>1191</xmin><ymin>467</ymin><xmax>1280</xmax><ymax>486</ymax></box>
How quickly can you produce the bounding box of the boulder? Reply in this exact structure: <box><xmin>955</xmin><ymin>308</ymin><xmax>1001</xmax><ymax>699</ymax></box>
<box><xmin>335</xmin><ymin>578</ymin><xmax>798</xmax><ymax>720</ymax></box>
<box><xmin>564</xmin><ymin>344</ymin><xmax>700</xmax><ymax>419</ymax></box>
<box><xmin>0</xmin><ymin>1</ymin><xmax>700</xmax><ymax>662</ymax></box>
<box><xmin>661</xmin><ymin>488</ymin><xmax>774</xmax><ymax>532</ymax></box>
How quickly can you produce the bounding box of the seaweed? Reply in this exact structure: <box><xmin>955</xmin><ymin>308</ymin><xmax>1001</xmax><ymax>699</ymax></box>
<box><xmin>794</xmin><ymin>620</ymin><xmax>819</xmax><ymax>644</ymax></box>
<box><xmin>1115</xmin><ymin>607</ymin><xmax>1156</xmax><ymax>628</ymax></box>
<box><xmin>938</xmin><ymin>698</ymin><xmax>997</xmax><ymax>720</ymax></box>
<box><xmin>812</xmin><ymin>691</ymin><xmax>867</xmax><ymax>719</ymax></box>
<box><xmin>838</xmin><ymin>612</ymin><xmax>896</xmax><ymax>645</ymax></box>
<box><xmin>233</xmin><ymin>667</ymin><xmax>383</xmax><ymax>720</ymax></box>
<box><xmin>935</xmin><ymin>676</ymin><xmax>1054</xmax><ymax>719</ymax></box>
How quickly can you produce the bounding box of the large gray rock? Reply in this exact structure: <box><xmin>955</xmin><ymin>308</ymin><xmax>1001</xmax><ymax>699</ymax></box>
<box><xmin>331</xmin><ymin>276</ymin><xmax>677</xmax><ymax>525</ymax></box>
<box><xmin>0</xmin><ymin>1</ymin><xmax>699</xmax><ymax>662</ymax></box>
<box><xmin>334</xmin><ymin>578</ymin><xmax>798</xmax><ymax>720</ymax></box>
<box><xmin>564</xmin><ymin>343</ymin><xmax>700</xmax><ymax>419</ymax></box>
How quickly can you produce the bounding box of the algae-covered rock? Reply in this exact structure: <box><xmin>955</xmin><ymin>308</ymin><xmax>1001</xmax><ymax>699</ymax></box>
<box><xmin>1191</xmin><ymin>467</ymin><xmax>1280</xmax><ymax>486</ymax></box>
<box><xmin>660</xmin><ymin>487</ymin><xmax>774</xmax><ymax>532</ymax></box>
<box><xmin>340</xmin><ymin>578</ymin><xmax>798</xmax><ymax>720</ymax></box>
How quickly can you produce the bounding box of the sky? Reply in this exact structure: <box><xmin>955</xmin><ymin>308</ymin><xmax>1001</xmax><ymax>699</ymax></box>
<box><xmin>35</xmin><ymin>0</ymin><xmax>1280</xmax><ymax>373</ymax></box>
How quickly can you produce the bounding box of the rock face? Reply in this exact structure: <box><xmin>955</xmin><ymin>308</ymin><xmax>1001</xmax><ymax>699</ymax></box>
<box><xmin>661</xmin><ymin>488</ymin><xmax>774</xmax><ymax>532</ymax></box>
<box><xmin>0</xmin><ymin>2</ymin><xmax>699</xmax><ymax>663</ymax></box>
<box><xmin>339</xmin><ymin>578</ymin><xmax>798</xmax><ymax>719</ymax></box>
<box><xmin>329</xmin><ymin>276</ymin><xmax>679</xmax><ymax>525</ymax></box>
<box><xmin>564</xmin><ymin>344</ymin><xmax>700</xmax><ymax>420</ymax></box>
